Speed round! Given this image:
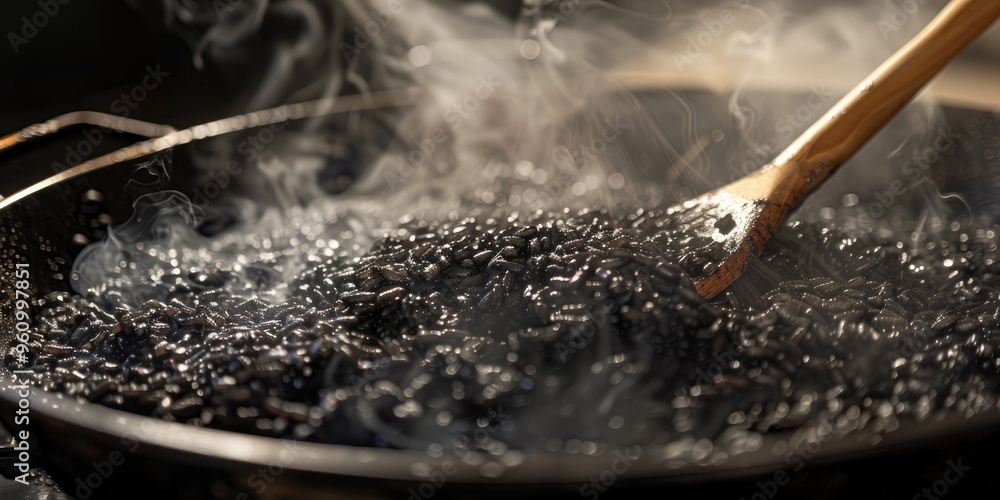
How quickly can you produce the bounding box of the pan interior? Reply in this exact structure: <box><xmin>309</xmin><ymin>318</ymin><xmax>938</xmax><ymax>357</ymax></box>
<box><xmin>3</xmin><ymin>90</ymin><xmax>1000</xmax><ymax>485</ymax></box>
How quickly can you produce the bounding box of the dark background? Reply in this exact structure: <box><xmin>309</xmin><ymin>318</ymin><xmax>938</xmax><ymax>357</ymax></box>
<box><xmin>0</xmin><ymin>2</ymin><xmax>231</xmax><ymax>127</ymax></box>
<box><xmin>0</xmin><ymin>1</ymin><xmax>237</xmax><ymax>202</ymax></box>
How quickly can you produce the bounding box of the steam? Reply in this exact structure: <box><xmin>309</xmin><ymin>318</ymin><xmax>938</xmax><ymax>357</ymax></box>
<box><xmin>76</xmin><ymin>0</ymin><xmax>970</xmax><ymax>308</ymax></box>
<box><xmin>709</xmin><ymin>0</ymin><xmax>956</xmax><ymax>216</ymax></box>
<box><xmin>71</xmin><ymin>189</ymin><xmax>207</xmax><ymax>308</ymax></box>
<box><xmin>75</xmin><ymin>0</ymin><xmax>686</xmax><ymax>305</ymax></box>
<box><xmin>54</xmin><ymin>0</ymin><xmax>997</xmax><ymax>461</ymax></box>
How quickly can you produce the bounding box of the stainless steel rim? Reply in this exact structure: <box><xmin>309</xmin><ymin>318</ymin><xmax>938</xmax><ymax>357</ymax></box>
<box><xmin>2</xmin><ymin>384</ymin><xmax>998</xmax><ymax>484</ymax></box>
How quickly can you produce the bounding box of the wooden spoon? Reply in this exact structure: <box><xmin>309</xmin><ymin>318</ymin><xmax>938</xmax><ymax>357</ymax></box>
<box><xmin>626</xmin><ymin>0</ymin><xmax>1000</xmax><ymax>299</ymax></box>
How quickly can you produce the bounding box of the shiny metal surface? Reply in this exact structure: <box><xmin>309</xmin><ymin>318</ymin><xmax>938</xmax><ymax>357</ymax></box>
<box><xmin>0</xmin><ymin>89</ymin><xmax>418</xmax><ymax>211</ymax></box>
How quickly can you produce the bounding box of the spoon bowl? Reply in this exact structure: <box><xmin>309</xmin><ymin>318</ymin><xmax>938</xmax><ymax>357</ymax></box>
<box><xmin>647</xmin><ymin>0</ymin><xmax>1000</xmax><ymax>298</ymax></box>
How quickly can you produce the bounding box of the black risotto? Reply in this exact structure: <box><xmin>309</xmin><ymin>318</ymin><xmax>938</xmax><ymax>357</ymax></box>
<box><xmin>8</xmin><ymin>194</ymin><xmax>1000</xmax><ymax>460</ymax></box>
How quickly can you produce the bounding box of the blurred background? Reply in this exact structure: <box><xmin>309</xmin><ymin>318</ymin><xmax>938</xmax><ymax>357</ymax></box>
<box><xmin>0</xmin><ymin>0</ymin><xmax>998</xmax><ymax>221</ymax></box>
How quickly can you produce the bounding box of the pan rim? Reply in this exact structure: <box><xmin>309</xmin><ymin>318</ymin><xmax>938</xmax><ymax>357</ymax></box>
<box><xmin>2</xmin><ymin>384</ymin><xmax>998</xmax><ymax>484</ymax></box>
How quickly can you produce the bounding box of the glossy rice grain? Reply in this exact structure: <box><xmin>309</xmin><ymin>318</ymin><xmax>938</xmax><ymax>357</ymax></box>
<box><xmin>9</xmin><ymin>201</ymin><xmax>1000</xmax><ymax>461</ymax></box>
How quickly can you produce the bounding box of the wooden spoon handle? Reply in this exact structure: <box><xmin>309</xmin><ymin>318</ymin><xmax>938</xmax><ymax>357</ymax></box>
<box><xmin>735</xmin><ymin>0</ymin><xmax>1000</xmax><ymax>205</ymax></box>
